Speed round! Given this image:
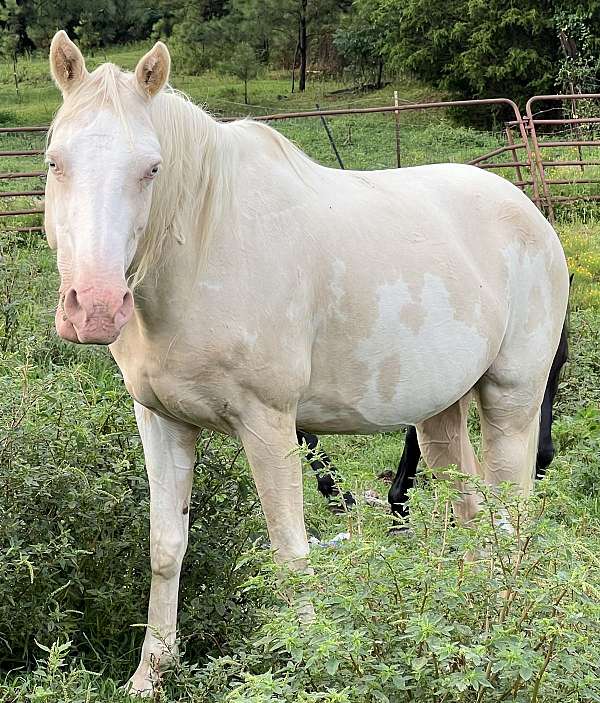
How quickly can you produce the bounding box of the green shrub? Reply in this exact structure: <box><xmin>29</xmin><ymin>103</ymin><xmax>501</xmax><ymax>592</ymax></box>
<box><xmin>154</xmin><ymin>473</ymin><xmax>600</xmax><ymax>702</ymax></box>
<box><xmin>0</xmin><ymin>351</ymin><xmax>267</xmax><ymax>676</ymax></box>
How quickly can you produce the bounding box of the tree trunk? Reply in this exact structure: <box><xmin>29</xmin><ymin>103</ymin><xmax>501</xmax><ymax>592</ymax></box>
<box><xmin>291</xmin><ymin>38</ymin><xmax>299</xmax><ymax>93</ymax></box>
<box><xmin>376</xmin><ymin>59</ymin><xmax>384</xmax><ymax>89</ymax></box>
<box><xmin>244</xmin><ymin>77</ymin><xmax>248</xmax><ymax>105</ymax></box>
<box><xmin>299</xmin><ymin>0</ymin><xmax>308</xmax><ymax>92</ymax></box>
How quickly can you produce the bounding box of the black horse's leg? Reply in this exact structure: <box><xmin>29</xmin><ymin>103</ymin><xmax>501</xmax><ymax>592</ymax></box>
<box><xmin>388</xmin><ymin>425</ymin><xmax>421</xmax><ymax>518</ymax></box>
<box><xmin>296</xmin><ymin>430</ymin><xmax>355</xmax><ymax>508</ymax></box>
<box><xmin>536</xmin><ymin>389</ymin><xmax>554</xmax><ymax>478</ymax></box>
<box><xmin>536</xmin><ymin>314</ymin><xmax>570</xmax><ymax>477</ymax></box>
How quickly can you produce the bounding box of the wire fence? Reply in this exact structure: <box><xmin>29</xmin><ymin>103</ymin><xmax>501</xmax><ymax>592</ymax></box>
<box><xmin>2</xmin><ymin>94</ymin><xmax>600</xmax><ymax>233</ymax></box>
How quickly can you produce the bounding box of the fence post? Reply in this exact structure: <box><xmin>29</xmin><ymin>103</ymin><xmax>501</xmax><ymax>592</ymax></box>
<box><xmin>525</xmin><ymin>100</ymin><xmax>556</xmax><ymax>224</ymax></box>
<box><xmin>394</xmin><ymin>90</ymin><xmax>401</xmax><ymax>168</ymax></box>
<box><xmin>315</xmin><ymin>103</ymin><xmax>344</xmax><ymax>169</ymax></box>
<box><xmin>505</xmin><ymin>125</ymin><xmax>524</xmax><ymax>186</ymax></box>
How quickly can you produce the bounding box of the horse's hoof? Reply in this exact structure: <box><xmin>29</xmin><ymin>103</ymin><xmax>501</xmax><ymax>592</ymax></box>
<box><xmin>124</xmin><ymin>665</ymin><xmax>159</xmax><ymax>698</ymax></box>
<box><xmin>327</xmin><ymin>492</ymin><xmax>355</xmax><ymax>513</ymax></box>
<box><xmin>377</xmin><ymin>469</ymin><xmax>395</xmax><ymax>483</ymax></box>
<box><xmin>121</xmin><ymin>680</ymin><xmax>154</xmax><ymax>698</ymax></box>
<box><xmin>327</xmin><ymin>501</ymin><xmax>345</xmax><ymax>514</ymax></box>
<box><xmin>388</xmin><ymin>524</ymin><xmax>412</xmax><ymax>537</ymax></box>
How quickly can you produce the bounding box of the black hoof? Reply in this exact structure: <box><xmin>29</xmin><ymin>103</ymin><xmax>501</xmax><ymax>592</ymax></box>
<box><xmin>327</xmin><ymin>491</ymin><xmax>355</xmax><ymax>513</ymax></box>
<box><xmin>377</xmin><ymin>469</ymin><xmax>395</xmax><ymax>483</ymax></box>
<box><xmin>389</xmin><ymin>504</ymin><xmax>408</xmax><ymax>519</ymax></box>
<box><xmin>388</xmin><ymin>524</ymin><xmax>412</xmax><ymax>536</ymax></box>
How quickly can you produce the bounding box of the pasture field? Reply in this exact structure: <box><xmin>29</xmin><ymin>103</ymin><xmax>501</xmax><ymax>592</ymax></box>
<box><xmin>1</xmin><ymin>46</ymin><xmax>600</xmax><ymax>703</ymax></box>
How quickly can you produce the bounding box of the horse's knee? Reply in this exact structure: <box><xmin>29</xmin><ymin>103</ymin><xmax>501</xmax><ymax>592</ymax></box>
<box><xmin>150</xmin><ymin>529</ymin><xmax>186</xmax><ymax>579</ymax></box>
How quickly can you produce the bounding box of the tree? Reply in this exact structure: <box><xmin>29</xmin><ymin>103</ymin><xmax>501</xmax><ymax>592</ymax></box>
<box><xmin>334</xmin><ymin>0</ymin><xmax>390</xmax><ymax>87</ymax></box>
<box><xmin>225</xmin><ymin>0</ymin><xmax>349</xmax><ymax>91</ymax></box>
<box><xmin>0</xmin><ymin>0</ymin><xmax>23</xmax><ymax>96</ymax></box>
<box><xmin>342</xmin><ymin>0</ymin><xmax>600</xmax><ymax>120</ymax></box>
<box><xmin>555</xmin><ymin>9</ymin><xmax>600</xmax><ymax>94</ymax></box>
<box><xmin>221</xmin><ymin>42</ymin><xmax>260</xmax><ymax>103</ymax></box>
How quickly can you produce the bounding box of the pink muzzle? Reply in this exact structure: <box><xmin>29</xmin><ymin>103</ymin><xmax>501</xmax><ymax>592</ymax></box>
<box><xmin>56</xmin><ymin>284</ymin><xmax>134</xmax><ymax>345</ymax></box>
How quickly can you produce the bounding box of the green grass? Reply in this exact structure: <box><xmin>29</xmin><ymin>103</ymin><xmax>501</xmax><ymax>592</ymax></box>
<box><xmin>560</xmin><ymin>219</ymin><xmax>600</xmax><ymax>309</ymax></box>
<box><xmin>0</xmin><ymin>42</ymin><xmax>443</xmax><ymax>127</ymax></box>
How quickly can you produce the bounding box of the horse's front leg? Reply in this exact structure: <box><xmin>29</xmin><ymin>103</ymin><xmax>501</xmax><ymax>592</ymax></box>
<box><xmin>238</xmin><ymin>407</ymin><xmax>313</xmax><ymax>620</ymax></box>
<box><xmin>128</xmin><ymin>401</ymin><xmax>199</xmax><ymax>697</ymax></box>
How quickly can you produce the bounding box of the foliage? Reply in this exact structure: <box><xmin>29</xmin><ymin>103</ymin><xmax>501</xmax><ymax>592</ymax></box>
<box><xmin>0</xmin><ymin>0</ymin><xmax>154</xmax><ymax>53</ymax></box>
<box><xmin>330</xmin><ymin>0</ymin><xmax>600</xmax><ymax>118</ymax></box>
<box><xmin>555</xmin><ymin>10</ymin><xmax>600</xmax><ymax>94</ymax></box>
<box><xmin>186</xmin><ymin>477</ymin><xmax>600</xmax><ymax>703</ymax></box>
<box><xmin>3</xmin><ymin>471</ymin><xmax>600</xmax><ymax>701</ymax></box>
<box><xmin>8</xmin><ymin>0</ymin><xmax>600</xmax><ymax>104</ymax></box>
<box><xmin>220</xmin><ymin>43</ymin><xmax>261</xmax><ymax>104</ymax></box>
<box><xmin>333</xmin><ymin>0</ymin><xmax>386</xmax><ymax>87</ymax></box>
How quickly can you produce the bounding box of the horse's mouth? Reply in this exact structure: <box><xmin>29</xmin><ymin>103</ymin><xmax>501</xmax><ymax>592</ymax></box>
<box><xmin>54</xmin><ymin>302</ymin><xmax>119</xmax><ymax>345</ymax></box>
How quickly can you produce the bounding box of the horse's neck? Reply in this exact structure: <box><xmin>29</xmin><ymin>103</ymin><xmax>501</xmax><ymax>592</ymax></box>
<box><xmin>131</xmin><ymin>114</ymin><xmax>308</xmax><ymax>329</ymax></box>
<box><xmin>133</xmin><ymin>101</ymin><xmax>228</xmax><ymax>286</ymax></box>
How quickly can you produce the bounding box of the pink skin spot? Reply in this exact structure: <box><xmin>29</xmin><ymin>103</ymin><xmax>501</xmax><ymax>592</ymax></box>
<box><xmin>55</xmin><ymin>283</ymin><xmax>134</xmax><ymax>345</ymax></box>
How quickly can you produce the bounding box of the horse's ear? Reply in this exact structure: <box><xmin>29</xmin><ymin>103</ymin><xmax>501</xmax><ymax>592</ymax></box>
<box><xmin>49</xmin><ymin>31</ymin><xmax>87</xmax><ymax>95</ymax></box>
<box><xmin>135</xmin><ymin>42</ymin><xmax>170</xmax><ymax>98</ymax></box>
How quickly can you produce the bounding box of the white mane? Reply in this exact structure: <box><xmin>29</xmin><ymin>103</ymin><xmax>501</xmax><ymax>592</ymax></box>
<box><xmin>48</xmin><ymin>63</ymin><xmax>315</xmax><ymax>288</ymax></box>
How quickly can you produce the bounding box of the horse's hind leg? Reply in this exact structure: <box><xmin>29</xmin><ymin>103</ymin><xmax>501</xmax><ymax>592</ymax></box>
<box><xmin>296</xmin><ymin>430</ymin><xmax>355</xmax><ymax>510</ymax></box>
<box><xmin>476</xmin><ymin>375</ymin><xmax>541</xmax><ymax>500</ymax></box>
<box><xmin>388</xmin><ymin>426</ymin><xmax>421</xmax><ymax>518</ymax></box>
<box><xmin>536</xmin><ymin>319</ymin><xmax>569</xmax><ymax>477</ymax></box>
<box><xmin>415</xmin><ymin>392</ymin><xmax>483</xmax><ymax>523</ymax></box>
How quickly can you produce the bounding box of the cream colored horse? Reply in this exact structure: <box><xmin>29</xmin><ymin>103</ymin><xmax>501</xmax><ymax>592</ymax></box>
<box><xmin>44</xmin><ymin>32</ymin><xmax>569</xmax><ymax>695</ymax></box>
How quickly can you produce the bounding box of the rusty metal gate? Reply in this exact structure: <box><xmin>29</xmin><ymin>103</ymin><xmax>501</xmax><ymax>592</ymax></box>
<box><xmin>2</xmin><ymin>94</ymin><xmax>600</xmax><ymax>233</ymax></box>
<box><xmin>0</xmin><ymin>126</ymin><xmax>46</xmax><ymax>232</ymax></box>
<box><xmin>526</xmin><ymin>93</ymin><xmax>600</xmax><ymax>223</ymax></box>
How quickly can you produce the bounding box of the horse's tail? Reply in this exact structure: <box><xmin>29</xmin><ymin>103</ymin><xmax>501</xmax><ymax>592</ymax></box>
<box><xmin>536</xmin><ymin>273</ymin><xmax>572</xmax><ymax>477</ymax></box>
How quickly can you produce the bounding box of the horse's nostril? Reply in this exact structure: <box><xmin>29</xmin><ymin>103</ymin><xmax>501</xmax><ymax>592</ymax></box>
<box><xmin>122</xmin><ymin>290</ymin><xmax>134</xmax><ymax>314</ymax></box>
<box><xmin>113</xmin><ymin>289</ymin><xmax>135</xmax><ymax>330</ymax></box>
<box><xmin>63</xmin><ymin>288</ymin><xmax>81</xmax><ymax>318</ymax></box>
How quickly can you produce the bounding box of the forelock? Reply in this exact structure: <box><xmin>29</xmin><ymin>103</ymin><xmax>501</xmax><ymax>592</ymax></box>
<box><xmin>48</xmin><ymin>63</ymin><xmax>147</xmax><ymax>144</ymax></box>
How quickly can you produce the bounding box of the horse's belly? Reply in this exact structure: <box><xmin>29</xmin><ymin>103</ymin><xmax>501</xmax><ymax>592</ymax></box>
<box><xmin>297</xmin><ymin>352</ymin><xmax>483</xmax><ymax>433</ymax></box>
<box><xmin>299</xmin><ymin>274</ymin><xmax>503</xmax><ymax>432</ymax></box>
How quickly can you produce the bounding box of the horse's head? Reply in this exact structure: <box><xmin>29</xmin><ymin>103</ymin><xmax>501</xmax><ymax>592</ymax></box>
<box><xmin>45</xmin><ymin>31</ymin><xmax>170</xmax><ymax>344</ymax></box>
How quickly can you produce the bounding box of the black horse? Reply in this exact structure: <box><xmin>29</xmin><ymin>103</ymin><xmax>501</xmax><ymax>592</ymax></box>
<box><xmin>298</xmin><ymin>311</ymin><xmax>570</xmax><ymax>518</ymax></box>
